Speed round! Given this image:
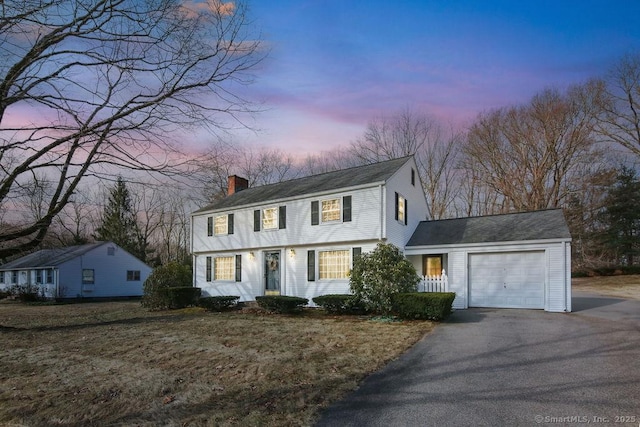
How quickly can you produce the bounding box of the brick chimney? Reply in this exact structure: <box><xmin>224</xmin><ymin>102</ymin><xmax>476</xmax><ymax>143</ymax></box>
<box><xmin>227</xmin><ymin>175</ymin><xmax>249</xmax><ymax>195</ymax></box>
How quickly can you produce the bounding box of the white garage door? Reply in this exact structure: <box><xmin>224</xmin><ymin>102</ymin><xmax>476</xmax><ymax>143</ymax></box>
<box><xmin>469</xmin><ymin>251</ymin><xmax>545</xmax><ymax>309</ymax></box>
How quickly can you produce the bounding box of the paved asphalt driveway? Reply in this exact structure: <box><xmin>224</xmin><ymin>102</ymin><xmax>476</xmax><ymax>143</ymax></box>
<box><xmin>316</xmin><ymin>293</ymin><xmax>640</xmax><ymax>426</ymax></box>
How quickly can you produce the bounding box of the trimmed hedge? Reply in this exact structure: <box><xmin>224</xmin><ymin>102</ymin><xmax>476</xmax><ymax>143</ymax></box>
<box><xmin>392</xmin><ymin>292</ymin><xmax>456</xmax><ymax>321</ymax></box>
<box><xmin>199</xmin><ymin>295</ymin><xmax>240</xmax><ymax>312</ymax></box>
<box><xmin>157</xmin><ymin>287</ymin><xmax>201</xmax><ymax>309</ymax></box>
<box><xmin>312</xmin><ymin>294</ymin><xmax>367</xmax><ymax>315</ymax></box>
<box><xmin>255</xmin><ymin>295</ymin><xmax>308</xmax><ymax>314</ymax></box>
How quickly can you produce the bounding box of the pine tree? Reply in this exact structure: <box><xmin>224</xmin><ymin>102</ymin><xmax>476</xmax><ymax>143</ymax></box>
<box><xmin>600</xmin><ymin>166</ymin><xmax>640</xmax><ymax>266</ymax></box>
<box><xmin>94</xmin><ymin>177</ymin><xmax>145</xmax><ymax>262</ymax></box>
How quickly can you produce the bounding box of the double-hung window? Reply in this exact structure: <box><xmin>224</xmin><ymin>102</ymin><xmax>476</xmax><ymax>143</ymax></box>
<box><xmin>254</xmin><ymin>206</ymin><xmax>286</xmax><ymax>231</ymax></box>
<box><xmin>395</xmin><ymin>192</ymin><xmax>407</xmax><ymax>225</ymax></box>
<box><xmin>318</xmin><ymin>250</ymin><xmax>350</xmax><ymax>279</ymax></box>
<box><xmin>214</xmin><ymin>256</ymin><xmax>235</xmax><ymax>281</ymax></box>
<box><xmin>82</xmin><ymin>269</ymin><xmax>95</xmax><ymax>284</ymax></box>
<box><xmin>311</xmin><ymin>196</ymin><xmax>352</xmax><ymax>225</ymax></box>
<box><xmin>262</xmin><ymin>207</ymin><xmax>278</xmax><ymax>230</ymax></box>
<box><xmin>35</xmin><ymin>269</ymin><xmax>43</xmax><ymax>284</ymax></box>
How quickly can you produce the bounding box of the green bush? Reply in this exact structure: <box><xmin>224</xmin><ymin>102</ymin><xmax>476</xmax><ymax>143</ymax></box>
<box><xmin>142</xmin><ymin>262</ymin><xmax>193</xmax><ymax>310</ymax></box>
<box><xmin>392</xmin><ymin>292</ymin><xmax>456</xmax><ymax>321</ymax></box>
<box><xmin>255</xmin><ymin>295</ymin><xmax>308</xmax><ymax>314</ymax></box>
<box><xmin>156</xmin><ymin>287</ymin><xmax>201</xmax><ymax>309</ymax></box>
<box><xmin>199</xmin><ymin>295</ymin><xmax>240</xmax><ymax>312</ymax></box>
<box><xmin>312</xmin><ymin>294</ymin><xmax>367</xmax><ymax>314</ymax></box>
<box><xmin>350</xmin><ymin>242</ymin><xmax>420</xmax><ymax>315</ymax></box>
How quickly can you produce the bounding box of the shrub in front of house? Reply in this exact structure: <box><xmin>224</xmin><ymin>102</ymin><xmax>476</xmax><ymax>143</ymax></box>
<box><xmin>142</xmin><ymin>262</ymin><xmax>194</xmax><ymax>310</ymax></box>
<box><xmin>255</xmin><ymin>295</ymin><xmax>308</xmax><ymax>314</ymax></box>
<box><xmin>350</xmin><ymin>242</ymin><xmax>420</xmax><ymax>315</ymax></box>
<box><xmin>9</xmin><ymin>284</ymin><xmax>41</xmax><ymax>302</ymax></box>
<box><xmin>312</xmin><ymin>294</ymin><xmax>367</xmax><ymax>315</ymax></box>
<box><xmin>391</xmin><ymin>292</ymin><xmax>456</xmax><ymax>321</ymax></box>
<box><xmin>199</xmin><ymin>295</ymin><xmax>240</xmax><ymax>312</ymax></box>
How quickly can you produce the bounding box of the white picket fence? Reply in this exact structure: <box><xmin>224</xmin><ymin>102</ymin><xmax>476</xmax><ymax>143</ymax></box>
<box><xmin>419</xmin><ymin>269</ymin><xmax>448</xmax><ymax>293</ymax></box>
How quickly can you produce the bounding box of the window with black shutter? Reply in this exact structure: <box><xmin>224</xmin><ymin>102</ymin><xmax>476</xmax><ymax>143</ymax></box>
<box><xmin>235</xmin><ymin>255</ymin><xmax>241</xmax><ymax>282</ymax></box>
<box><xmin>307</xmin><ymin>250</ymin><xmax>315</xmax><ymax>281</ymax></box>
<box><xmin>311</xmin><ymin>201</ymin><xmax>319</xmax><ymax>225</ymax></box>
<box><xmin>279</xmin><ymin>206</ymin><xmax>286</xmax><ymax>229</ymax></box>
<box><xmin>343</xmin><ymin>196</ymin><xmax>352</xmax><ymax>222</ymax></box>
<box><xmin>254</xmin><ymin>210</ymin><xmax>261</xmax><ymax>232</ymax></box>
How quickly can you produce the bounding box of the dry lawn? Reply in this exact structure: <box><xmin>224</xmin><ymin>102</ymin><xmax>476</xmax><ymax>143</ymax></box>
<box><xmin>0</xmin><ymin>301</ymin><xmax>434</xmax><ymax>426</ymax></box>
<box><xmin>572</xmin><ymin>274</ymin><xmax>640</xmax><ymax>300</ymax></box>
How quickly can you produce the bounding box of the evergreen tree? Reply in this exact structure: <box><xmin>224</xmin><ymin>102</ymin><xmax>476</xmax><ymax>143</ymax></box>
<box><xmin>600</xmin><ymin>166</ymin><xmax>640</xmax><ymax>265</ymax></box>
<box><xmin>94</xmin><ymin>177</ymin><xmax>145</xmax><ymax>262</ymax></box>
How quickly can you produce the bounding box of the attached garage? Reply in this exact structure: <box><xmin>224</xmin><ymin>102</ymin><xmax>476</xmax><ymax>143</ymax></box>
<box><xmin>468</xmin><ymin>251</ymin><xmax>545</xmax><ymax>309</ymax></box>
<box><xmin>405</xmin><ymin>210</ymin><xmax>572</xmax><ymax>312</ymax></box>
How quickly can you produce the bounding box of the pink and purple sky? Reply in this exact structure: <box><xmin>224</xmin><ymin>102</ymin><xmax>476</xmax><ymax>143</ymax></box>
<box><xmin>221</xmin><ymin>0</ymin><xmax>640</xmax><ymax>155</ymax></box>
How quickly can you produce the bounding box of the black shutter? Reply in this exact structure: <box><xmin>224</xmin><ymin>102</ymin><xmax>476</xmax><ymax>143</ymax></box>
<box><xmin>405</xmin><ymin>199</ymin><xmax>408</xmax><ymax>225</ymax></box>
<box><xmin>395</xmin><ymin>192</ymin><xmax>399</xmax><ymax>221</ymax></box>
<box><xmin>279</xmin><ymin>206</ymin><xmax>286</xmax><ymax>229</ymax></box>
<box><xmin>235</xmin><ymin>255</ymin><xmax>241</xmax><ymax>282</ymax></box>
<box><xmin>228</xmin><ymin>214</ymin><xmax>234</xmax><ymax>234</ymax></box>
<box><xmin>343</xmin><ymin>196</ymin><xmax>352</xmax><ymax>222</ymax></box>
<box><xmin>207</xmin><ymin>217</ymin><xmax>213</xmax><ymax>236</ymax></box>
<box><xmin>352</xmin><ymin>247</ymin><xmax>361</xmax><ymax>265</ymax></box>
<box><xmin>206</xmin><ymin>256</ymin><xmax>212</xmax><ymax>282</ymax></box>
<box><xmin>254</xmin><ymin>210</ymin><xmax>261</xmax><ymax>232</ymax></box>
<box><xmin>311</xmin><ymin>201</ymin><xmax>319</xmax><ymax>225</ymax></box>
<box><xmin>307</xmin><ymin>250</ymin><xmax>315</xmax><ymax>281</ymax></box>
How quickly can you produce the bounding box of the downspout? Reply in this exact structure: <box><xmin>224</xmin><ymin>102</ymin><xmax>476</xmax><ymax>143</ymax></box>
<box><xmin>379</xmin><ymin>184</ymin><xmax>385</xmax><ymax>241</ymax></box>
<box><xmin>563</xmin><ymin>241</ymin><xmax>568</xmax><ymax>312</ymax></box>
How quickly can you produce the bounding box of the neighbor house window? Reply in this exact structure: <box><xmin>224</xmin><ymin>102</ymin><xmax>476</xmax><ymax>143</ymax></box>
<box><xmin>395</xmin><ymin>192</ymin><xmax>407</xmax><ymax>225</ymax></box>
<box><xmin>423</xmin><ymin>255</ymin><xmax>443</xmax><ymax>277</ymax></box>
<box><xmin>214</xmin><ymin>256</ymin><xmax>235</xmax><ymax>281</ymax></box>
<box><xmin>0</xmin><ymin>272</ymin><xmax>4</xmax><ymax>283</ymax></box>
<box><xmin>321</xmin><ymin>199</ymin><xmax>341</xmax><ymax>222</ymax></box>
<box><xmin>127</xmin><ymin>270</ymin><xmax>141</xmax><ymax>281</ymax></box>
<box><xmin>35</xmin><ymin>269</ymin><xmax>43</xmax><ymax>284</ymax></box>
<box><xmin>262</xmin><ymin>207</ymin><xmax>278</xmax><ymax>230</ymax></box>
<box><xmin>107</xmin><ymin>246</ymin><xmax>115</xmax><ymax>256</ymax></box>
<box><xmin>318</xmin><ymin>250</ymin><xmax>350</xmax><ymax>279</ymax></box>
<box><xmin>11</xmin><ymin>271</ymin><xmax>18</xmax><ymax>284</ymax></box>
<box><xmin>82</xmin><ymin>269</ymin><xmax>95</xmax><ymax>284</ymax></box>
<box><xmin>46</xmin><ymin>269</ymin><xmax>53</xmax><ymax>283</ymax></box>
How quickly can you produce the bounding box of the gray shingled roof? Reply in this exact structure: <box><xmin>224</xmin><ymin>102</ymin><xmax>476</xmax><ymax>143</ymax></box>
<box><xmin>0</xmin><ymin>242</ymin><xmax>109</xmax><ymax>270</ymax></box>
<box><xmin>406</xmin><ymin>210</ymin><xmax>571</xmax><ymax>247</ymax></box>
<box><xmin>193</xmin><ymin>156</ymin><xmax>412</xmax><ymax>214</ymax></box>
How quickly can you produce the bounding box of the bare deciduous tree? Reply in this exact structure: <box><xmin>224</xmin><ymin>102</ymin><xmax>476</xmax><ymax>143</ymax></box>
<box><xmin>598</xmin><ymin>52</ymin><xmax>640</xmax><ymax>158</ymax></box>
<box><xmin>460</xmin><ymin>81</ymin><xmax>607</xmax><ymax>213</ymax></box>
<box><xmin>0</xmin><ymin>0</ymin><xmax>263</xmax><ymax>258</ymax></box>
<box><xmin>349</xmin><ymin>109</ymin><xmax>461</xmax><ymax>219</ymax></box>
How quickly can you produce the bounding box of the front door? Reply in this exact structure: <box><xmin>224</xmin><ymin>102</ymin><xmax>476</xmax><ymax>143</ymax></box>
<box><xmin>264</xmin><ymin>251</ymin><xmax>281</xmax><ymax>295</ymax></box>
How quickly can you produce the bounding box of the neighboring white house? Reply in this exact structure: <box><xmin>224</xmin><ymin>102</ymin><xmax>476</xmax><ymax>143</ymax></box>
<box><xmin>191</xmin><ymin>156</ymin><xmax>573</xmax><ymax>312</ymax></box>
<box><xmin>0</xmin><ymin>242</ymin><xmax>152</xmax><ymax>299</ymax></box>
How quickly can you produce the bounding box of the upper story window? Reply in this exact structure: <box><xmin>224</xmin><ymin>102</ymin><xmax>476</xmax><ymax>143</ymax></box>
<box><xmin>311</xmin><ymin>196</ymin><xmax>351</xmax><ymax>225</ymax></box>
<box><xmin>322</xmin><ymin>199</ymin><xmax>341</xmax><ymax>222</ymax></box>
<box><xmin>107</xmin><ymin>246</ymin><xmax>115</xmax><ymax>256</ymax></box>
<box><xmin>254</xmin><ymin>206</ymin><xmax>286</xmax><ymax>232</ymax></box>
<box><xmin>395</xmin><ymin>192</ymin><xmax>407</xmax><ymax>225</ymax></box>
<box><xmin>210</xmin><ymin>214</ymin><xmax>234</xmax><ymax>236</ymax></box>
<box><xmin>215</xmin><ymin>215</ymin><xmax>228</xmax><ymax>235</ymax></box>
<box><xmin>262</xmin><ymin>207</ymin><xmax>278</xmax><ymax>230</ymax></box>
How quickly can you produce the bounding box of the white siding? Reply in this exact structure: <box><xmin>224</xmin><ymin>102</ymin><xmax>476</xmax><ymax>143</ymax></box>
<box><xmin>192</xmin><ymin>187</ymin><xmax>384</xmax><ymax>255</ymax></box>
<box><xmin>195</xmin><ymin>242</ymin><xmax>379</xmax><ymax>303</ymax></box>
<box><xmin>384</xmin><ymin>161</ymin><xmax>429</xmax><ymax>249</ymax></box>
<box><xmin>448</xmin><ymin>251</ymin><xmax>467</xmax><ymax>309</ymax></box>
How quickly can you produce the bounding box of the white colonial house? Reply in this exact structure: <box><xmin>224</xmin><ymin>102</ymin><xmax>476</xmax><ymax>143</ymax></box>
<box><xmin>0</xmin><ymin>242</ymin><xmax>152</xmax><ymax>299</ymax></box>
<box><xmin>191</xmin><ymin>156</ymin><xmax>572</xmax><ymax>312</ymax></box>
